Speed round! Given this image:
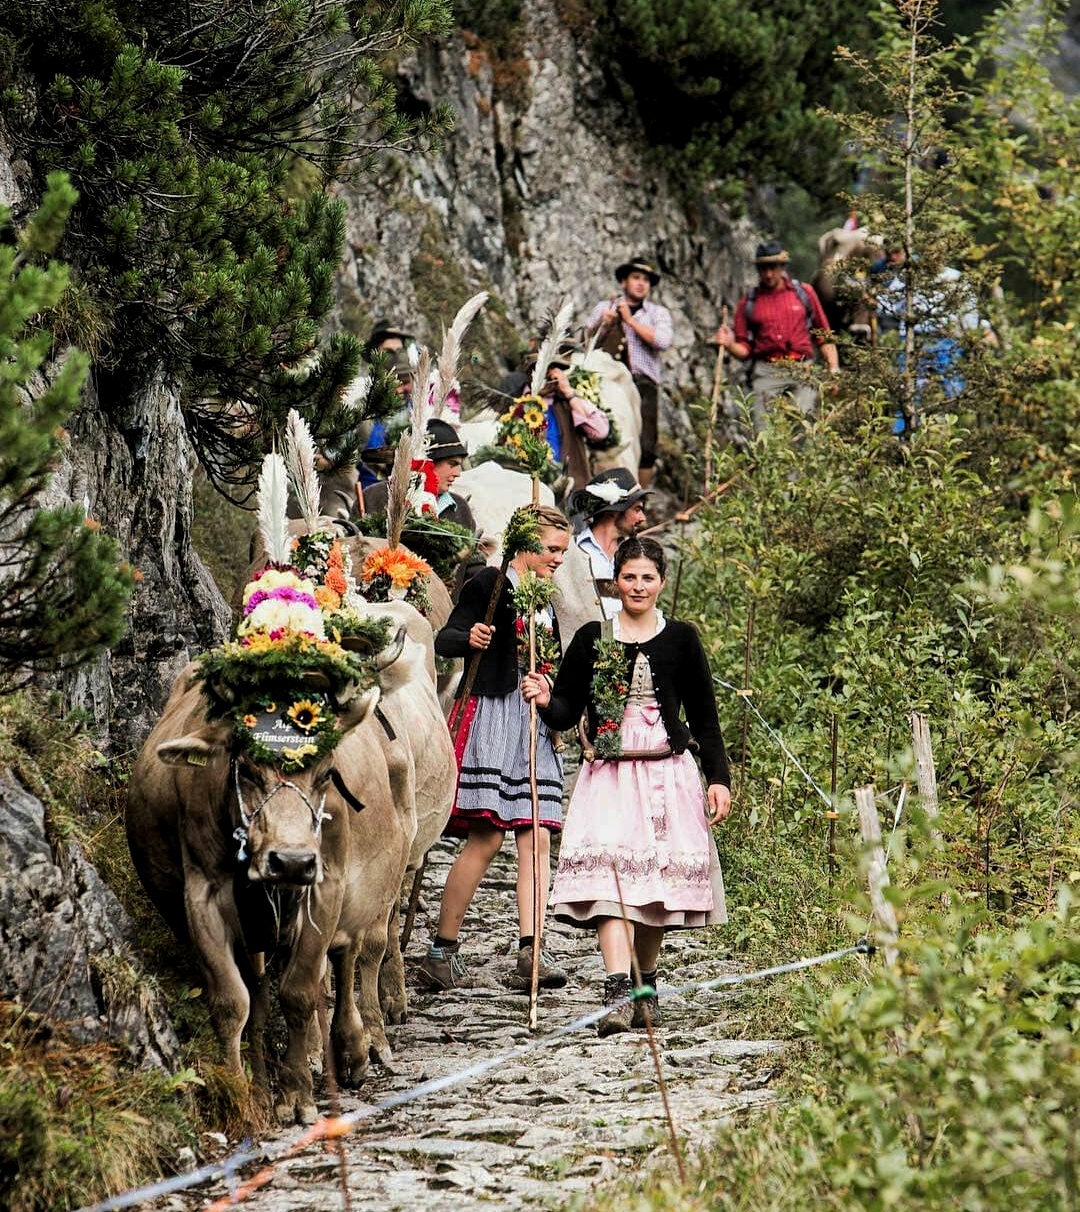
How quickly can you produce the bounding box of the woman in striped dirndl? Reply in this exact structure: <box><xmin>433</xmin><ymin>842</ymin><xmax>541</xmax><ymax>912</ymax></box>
<box><xmin>420</xmin><ymin>505</ymin><xmax>572</xmax><ymax>994</ymax></box>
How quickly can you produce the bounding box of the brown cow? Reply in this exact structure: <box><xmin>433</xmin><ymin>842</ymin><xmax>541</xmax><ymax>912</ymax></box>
<box><xmin>126</xmin><ymin>641</ymin><xmax>411</xmax><ymax>1125</ymax></box>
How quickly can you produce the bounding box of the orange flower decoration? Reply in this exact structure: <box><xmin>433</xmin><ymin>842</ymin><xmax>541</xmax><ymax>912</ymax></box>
<box><xmin>315</xmin><ymin>585</ymin><xmax>342</xmax><ymax>611</ymax></box>
<box><xmin>362</xmin><ymin>546</ymin><xmax>432</xmax><ymax>590</ymax></box>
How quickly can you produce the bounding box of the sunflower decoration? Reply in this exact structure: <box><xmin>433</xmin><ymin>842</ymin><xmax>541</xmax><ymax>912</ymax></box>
<box><xmin>359</xmin><ymin>545</ymin><xmax>434</xmax><ymax>615</ymax></box>
<box><xmin>494</xmin><ymin>392</ymin><xmax>555</xmax><ymax>478</ymax></box>
<box><xmin>567</xmin><ymin>366</ymin><xmax>620</xmax><ymax>451</ymax></box>
<box><xmin>229</xmin><ymin>692</ymin><xmax>342</xmax><ymax>772</ymax></box>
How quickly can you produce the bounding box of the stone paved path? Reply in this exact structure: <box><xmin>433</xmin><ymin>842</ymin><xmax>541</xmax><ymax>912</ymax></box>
<box><xmin>167</xmin><ymin>838</ymin><xmax>781</xmax><ymax>1211</ymax></box>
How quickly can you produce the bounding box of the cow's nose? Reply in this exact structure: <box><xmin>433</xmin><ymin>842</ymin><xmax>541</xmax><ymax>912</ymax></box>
<box><xmin>265</xmin><ymin>849</ymin><xmax>318</xmax><ymax>885</ymax></box>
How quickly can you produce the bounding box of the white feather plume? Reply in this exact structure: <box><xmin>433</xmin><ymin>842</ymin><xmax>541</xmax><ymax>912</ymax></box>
<box><xmin>529</xmin><ymin>297</ymin><xmax>575</xmax><ymax>398</ymax></box>
<box><xmin>434</xmin><ymin>290</ymin><xmax>488</xmax><ymax>416</ymax></box>
<box><xmin>410</xmin><ymin>345</ymin><xmax>433</xmax><ymax>459</ymax></box>
<box><xmin>385</xmin><ymin>435</ymin><xmax>413</xmax><ymax>551</ymax></box>
<box><xmin>284</xmin><ymin>409</ymin><xmax>322</xmax><ymax>532</ymax></box>
<box><xmin>256</xmin><ymin>451</ymin><xmax>291</xmax><ymax>566</ymax></box>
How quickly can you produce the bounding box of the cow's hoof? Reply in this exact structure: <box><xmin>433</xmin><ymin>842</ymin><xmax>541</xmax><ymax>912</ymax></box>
<box><xmin>275</xmin><ymin>1095</ymin><xmax>318</xmax><ymax>1126</ymax></box>
<box><xmin>369</xmin><ymin>1038</ymin><xmax>394</xmax><ymax>1068</ymax></box>
<box><xmin>382</xmin><ymin>1000</ymin><xmax>408</xmax><ymax>1025</ymax></box>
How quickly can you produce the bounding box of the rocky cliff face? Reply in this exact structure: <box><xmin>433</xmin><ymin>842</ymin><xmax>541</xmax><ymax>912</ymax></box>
<box><xmin>333</xmin><ymin>2</ymin><xmax>755</xmax><ymax>404</ymax></box>
<box><xmin>0</xmin><ymin>769</ymin><xmax>178</xmax><ymax>1068</ymax></box>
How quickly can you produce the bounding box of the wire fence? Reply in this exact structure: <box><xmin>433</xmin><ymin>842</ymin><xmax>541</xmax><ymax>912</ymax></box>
<box><xmin>76</xmin><ymin>939</ymin><xmax>873</xmax><ymax>1212</ymax></box>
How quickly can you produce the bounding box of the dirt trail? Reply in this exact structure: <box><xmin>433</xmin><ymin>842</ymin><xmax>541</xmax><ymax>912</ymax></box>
<box><xmin>165</xmin><ymin>838</ymin><xmax>781</xmax><ymax>1211</ymax></box>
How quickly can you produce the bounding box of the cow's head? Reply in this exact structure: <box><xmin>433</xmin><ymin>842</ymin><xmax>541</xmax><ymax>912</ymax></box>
<box><xmin>155</xmin><ymin>676</ymin><xmax>388</xmax><ymax>886</ymax></box>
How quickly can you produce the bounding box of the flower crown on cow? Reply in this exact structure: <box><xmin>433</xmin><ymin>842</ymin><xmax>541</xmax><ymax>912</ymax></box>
<box><xmin>194</xmin><ymin>434</ymin><xmax>393</xmax><ymax>771</ymax></box>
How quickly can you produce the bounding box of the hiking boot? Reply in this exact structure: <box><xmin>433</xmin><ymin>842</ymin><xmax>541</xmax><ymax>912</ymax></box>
<box><xmin>508</xmin><ymin>945</ymin><xmax>568</xmax><ymax>991</ymax></box>
<box><xmin>419</xmin><ymin>942</ymin><xmax>472</xmax><ymax>991</ymax></box>
<box><xmin>631</xmin><ymin>988</ymin><xmax>663</xmax><ymax>1029</ymax></box>
<box><xmin>597</xmin><ymin>973</ymin><xmax>633</xmax><ymax>1038</ymax></box>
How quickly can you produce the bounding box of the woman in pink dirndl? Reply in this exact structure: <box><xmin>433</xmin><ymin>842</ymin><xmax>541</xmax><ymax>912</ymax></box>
<box><xmin>523</xmin><ymin>536</ymin><xmax>732</xmax><ymax>1035</ymax></box>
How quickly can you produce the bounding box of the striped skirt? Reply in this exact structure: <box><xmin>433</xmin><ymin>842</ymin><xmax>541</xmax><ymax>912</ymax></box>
<box><xmin>444</xmin><ymin>685</ymin><xmax>564</xmax><ymax>837</ymax></box>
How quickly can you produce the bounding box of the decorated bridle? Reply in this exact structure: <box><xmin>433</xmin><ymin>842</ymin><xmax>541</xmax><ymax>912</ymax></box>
<box><xmin>230</xmin><ymin>759</ymin><xmax>332</xmax><ymax>864</ymax></box>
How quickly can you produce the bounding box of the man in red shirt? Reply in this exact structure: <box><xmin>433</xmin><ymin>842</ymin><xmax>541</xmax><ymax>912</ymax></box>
<box><xmin>714</xmin><ymin>240</ymin><xmax>839</xmax><ymax>434</ymax></box>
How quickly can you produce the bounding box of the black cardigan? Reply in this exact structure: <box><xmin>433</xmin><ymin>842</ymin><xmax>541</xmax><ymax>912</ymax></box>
<box><xmin>434</xmin><ymin>565</ymin><xmax>562</xmax><ymax>698</ymax></box>
<box><xmin>539</xmin><ymin>620</ymin><xmax>731</xmax><ymax>788</ymax></box>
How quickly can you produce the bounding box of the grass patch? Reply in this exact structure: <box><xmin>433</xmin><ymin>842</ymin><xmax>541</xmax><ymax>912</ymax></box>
<box><xmin>0</xmin><ymin>1003</ymin><xmax>196</xmax><ymax>1212</ymax></box>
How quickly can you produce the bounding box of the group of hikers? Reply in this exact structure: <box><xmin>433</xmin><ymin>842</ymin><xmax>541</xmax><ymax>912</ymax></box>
<box><xmin>314</xmin><ymin>228</ymin><xmax>992</xmax><ymax>1032</ymax></box>
<box><xmin>421</xmin><ymin>476</ymin><xmax>733</xmax><ymax>1037</ymax></box>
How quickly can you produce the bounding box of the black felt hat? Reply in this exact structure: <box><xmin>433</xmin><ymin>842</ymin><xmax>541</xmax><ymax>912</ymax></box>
<box><xmin>425</xmin><ymin>418</ymin><xmax>468</xmax><ymax>462</ymax></box>
<box><xmin>613</xmin><ymin>258</ymin><xmax>661</xmax><ymax>286</ymax></box>
<box><xmin>571</xmin><ymin>467</ymin><xmax>653</xmax><ymax>519</ymax></box>
<box><xmin>753</xmin><ymin>240</ymin><xmax>790</xmax><ymax>265</ymax></box>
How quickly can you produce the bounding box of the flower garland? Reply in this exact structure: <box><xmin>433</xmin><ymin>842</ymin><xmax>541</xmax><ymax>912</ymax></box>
<box><xmin>512</xmin><ymin>571</ymin><xmax>560</xmax><ymax>678</ymax></box>
<box><xmin>360</xmin><ymin>545</ymin><xmax>433</xmax><ymax>615</ymax></box>
<box><xmin>495</xmin><ymin>393</ymin><xmax>555</xmax><ymax>477</ymax></box>
<box><xmin>239</xmin><ymin>568</ymin><xmax>326</xmax><ymax>640</ymax></box>
<box><xmin>589</xmin><ymin>634</ymin><xmax>630</xmax><ymax>759</ymax></box>
<box><xmin>568</xmin><ymin>366</ymin><xmax>621</xmax><ymax>452</ymax></box>
<box><xmin>289</xmin><ymin>531</ymin><xmax>386</xmax><ymax>643</ymax></box>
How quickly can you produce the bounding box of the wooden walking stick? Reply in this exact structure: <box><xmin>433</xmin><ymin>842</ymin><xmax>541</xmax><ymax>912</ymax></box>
<box><xmin>703</xmin><ymin>304</ymin><xmax>729</xmax><ymax>492</ymax></box>
<box><xmin>512</xmin><ymin>567</ymin><xmax>558</xmax><ymax>1030</ymax></box>
<box><xmin>527</xmin><ymin>607</ymin><xmax>542</xmax><ymax>1030</ymax></box>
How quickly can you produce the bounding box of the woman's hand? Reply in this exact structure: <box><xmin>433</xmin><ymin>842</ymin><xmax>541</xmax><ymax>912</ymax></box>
<box><xmin>469</xmin><ymin>622</ymin><xmax>494</xmax><ymax>651</ymax></box>
<box><xmin>706</xmin><ymin>783</ymin><xmax>732</xmax><ymax>825</ymax></box>
<box><xmin>521</xmin><ymin>672</ymin><xmax>551</xmax><ymax>707</ymax></box>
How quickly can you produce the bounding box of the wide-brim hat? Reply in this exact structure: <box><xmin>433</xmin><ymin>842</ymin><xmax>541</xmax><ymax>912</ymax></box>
<box><xmin>367</xmin><ymin>318</ymin><xmax>415</xmax><ymax>348</ymax></box>
<box><xmin>426</xmin><ymin>418</ymin><xmax>468</xmax><ymax>462</ymax></box>
<box><xmin>754</xmin><ymin>240</ymin><xmax>790</xmax><ymax>266</ymax></box>
<box><xmin>614</xmin><ymin>258</ymin><xmax>660</xmax><ymax>286</ymax></box>
<box><xmin>571</xmin><ymin>467</ymin><xmax>653</xmax><ymax>519</ymax></box>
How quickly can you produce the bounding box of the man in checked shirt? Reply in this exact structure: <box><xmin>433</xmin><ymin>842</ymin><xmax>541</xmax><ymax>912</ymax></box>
<box><xmin>587</xmin><ymin>256</ymin><xmax>673</xmax><ymax>489</ymax></box>
<box><xmin>714</xmin><ymin>239</ymin><xmax>839</xmax><ymax>435</ymax></box>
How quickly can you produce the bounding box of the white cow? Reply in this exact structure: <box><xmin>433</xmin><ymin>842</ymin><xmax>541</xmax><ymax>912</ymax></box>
<box><xmin>454</xmin><ymin>454</ymin><xmax>556</xmax><ymax>565</ymax></box>
<box><xmin>569</xmin><ymin>349</ymin><xmax>642</xmax><ymax>476</ymax></box>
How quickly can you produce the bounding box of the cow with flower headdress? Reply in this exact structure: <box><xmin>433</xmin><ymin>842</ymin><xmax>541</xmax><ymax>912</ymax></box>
<box><xmin>126</xmin><ymin>453</ymin><xmax>422</xmax><ymax>1125</ymax></box>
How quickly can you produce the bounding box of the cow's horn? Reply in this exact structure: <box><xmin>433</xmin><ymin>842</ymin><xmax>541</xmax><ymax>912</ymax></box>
<box><xmin>372</xmin><ymin>624</ymin><xmax>407</xmax><ymax>672</ymax></box>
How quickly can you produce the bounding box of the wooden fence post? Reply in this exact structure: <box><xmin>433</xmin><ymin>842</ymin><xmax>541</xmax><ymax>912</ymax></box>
<box><xmin>910</xmin><ymin>712</ymin><xmax>939</xmax><ymax>824</ymax></box>
<box><xmin>855</xmin><ymin>784</ymin><xmax>899</xmax><ymax>966</ymax></box>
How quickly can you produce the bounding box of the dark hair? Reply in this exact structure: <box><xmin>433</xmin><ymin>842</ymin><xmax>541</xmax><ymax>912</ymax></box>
<box><xmin>614</xmin><ymin>536</ymin><xmax>667</xmax><ymax>579</ymax></box>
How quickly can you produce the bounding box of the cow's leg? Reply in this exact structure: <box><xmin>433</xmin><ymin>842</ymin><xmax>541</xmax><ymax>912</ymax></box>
<box><xmin>327</xmin><ymin>938</ymin><xmax>371</xmax><ymax>1087</ymax></box>
<box><xmin>379</xmin><ymin>877</ymin><xmax>408</xmax><ymax>1025</ymax></box>
<box><xmin>186</xmin><ymin>878</ymin><xmax>250</xmax><ymax>1076</ymax></box>
<box><xmin>358</xmin><ymin>917</ymin><xmax>394</xmax><ymax>1067</ymax></box>
<box><xmin>276</xmin><ymin>942</ymin><xmax>324</xmax><ymax>1125</ymax></box>
<box><xmin>245</xmin><ymin>952</ymin><xmax>271</xmax><ymax>1094</ymax></box>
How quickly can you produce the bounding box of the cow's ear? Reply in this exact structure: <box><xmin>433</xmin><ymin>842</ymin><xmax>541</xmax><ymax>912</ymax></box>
<box><xmin>157</xmin><ymin>723</ymin><xmax>231</xmax><ymax>766</ymax></box>
<box><xmin>336</xmin><ymin>687</ymin><xmax>380</xmax><ymax>733</ymax></box>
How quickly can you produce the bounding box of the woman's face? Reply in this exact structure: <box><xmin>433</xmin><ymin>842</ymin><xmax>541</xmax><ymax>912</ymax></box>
<box><xmin>616</xmin><ymin>556</ymin><xmax>665</xmax><ymax>614</ymax></box>
<box><xmin>520</xmin><ymin>526</ymin><xmax>569</xmax><ymax>580</ymax></box>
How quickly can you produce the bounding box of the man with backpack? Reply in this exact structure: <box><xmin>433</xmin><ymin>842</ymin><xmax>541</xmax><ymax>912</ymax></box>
<box><xmin>714</xmin><ymin>239</ymin><xmax>839</xmax><ymax>434</ymax></box>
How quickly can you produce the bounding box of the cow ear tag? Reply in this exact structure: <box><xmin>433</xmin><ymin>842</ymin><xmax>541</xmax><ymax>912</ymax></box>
<box><xmin>186</xmin><ymin>751</ymin><xmax>209</xmax><ymax>766</ymax></box>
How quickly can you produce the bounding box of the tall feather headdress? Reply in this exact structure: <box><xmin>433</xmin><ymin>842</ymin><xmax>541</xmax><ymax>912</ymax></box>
<box><xmin>529</xmin><ymin>297</ymin><xmax>575</xmax><ymax>398</ymax></box>
<box><xmin>409</xmin><ymin>344</ymin><xmax>433</xmax><ymax>463</ymax></box>
<box><xmin>384</xmin><ymin>435</ymin><xmax>413</xmax><ymax>551</ymax></box>
<box><xmin>283</xmin><ymin>409</ymin><xmax>322</xmax><ymax>533</ymax></box>
<box><xmin>256</xmin><ymin>450</ymin><xmax>291</xmax><ymax>566</ymax></box>
<box><xmin>432</xmin><ymin>290</ymin><xmax>488</xmax><ymax>418</ymax></box>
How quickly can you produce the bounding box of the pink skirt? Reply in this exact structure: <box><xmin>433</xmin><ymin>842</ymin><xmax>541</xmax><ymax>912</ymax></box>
<box><xmin>551</xmin><ymin>703</ymin><xmax>727</xmax><ymax>930</ymax></box>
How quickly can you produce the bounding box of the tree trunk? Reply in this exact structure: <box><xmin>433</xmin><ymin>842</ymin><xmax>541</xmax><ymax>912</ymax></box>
<box><xmin>57</xmin><ymin>366</ymin><xmax>231</xmax><ymax>752</ymax></box>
